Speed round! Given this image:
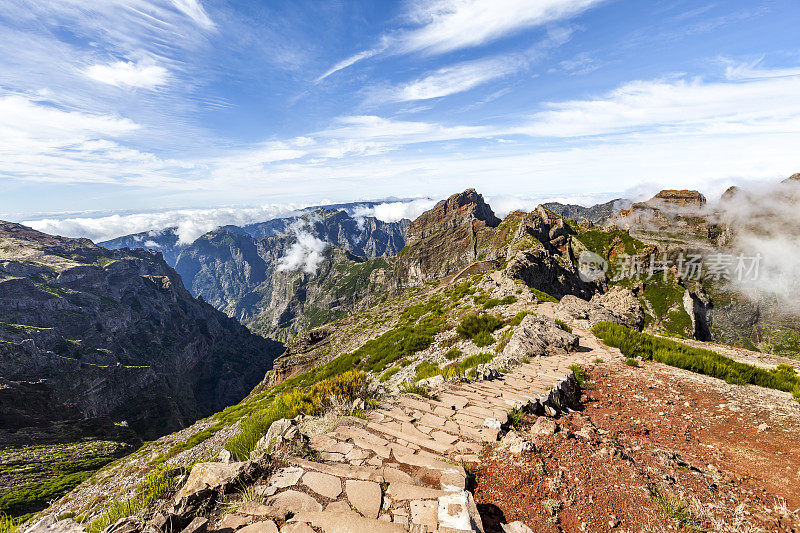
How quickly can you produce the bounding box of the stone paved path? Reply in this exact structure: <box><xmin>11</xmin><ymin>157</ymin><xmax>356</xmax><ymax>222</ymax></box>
<box><xmin>223</xmin><ymin>334</ymin><xmax>611</xmax><ymax>533</ymax></box>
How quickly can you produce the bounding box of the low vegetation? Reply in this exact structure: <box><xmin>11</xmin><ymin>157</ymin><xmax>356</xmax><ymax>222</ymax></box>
<box><xmin>456</xmin><ymin>313</ymin><xmax>504</xmax><ymax>347</ymax></box>
<box><xmin>593</xmin><ymin>322</ymin><xmax>800</xmax><ymax>401</ymax></box>
<box><xmin>530</xmin><ymin>287</ymin><xmax>558</xmax><ymax>303</ymax></box>
<box><xmin>569</xmin><ymin>364</ymin><xmax>588</xmax><ymax>388</ymax></box>
<box><xmin>87</xmin><ymin>465</ymin><xmax>173</xmax><ymax>533</ymax></box>
<box><xmin>225</xmin><ymin>370</ymin><xmax>373</xmax><ymax>459</ymax></box>
<box><xmin>648</xmin><ymin>484</ymin><xmax>702</xmax><ymax>531</ymax></box>
<box><xmin>554</xmin><ymin>318</ymin><xmax>572</xmax><ymax>333</ymax></box>
<box><xmin>507</xmin><ymin>310</ymin><xmax>535</xmax><ymax>327</ymax></box>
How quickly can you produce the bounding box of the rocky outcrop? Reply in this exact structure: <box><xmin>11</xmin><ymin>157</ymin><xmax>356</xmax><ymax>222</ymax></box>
<box><xmin>394</xmin><ymin>190</ymin><xmax>501</xmax><ymax>285</ymax></box>
<box><xmin>543</xmin><ymin>198</ymin><xmax>630</xmax><ymax>226</ymax></box>
<box><xmin>501</xmin><ymin>315</ymin><xmax>579</xmax><ymax>362</ymax></box>
<box><xmin>554</xmin><ymin>294</ymin><xmax>644</xmax><ymax>331</ymax></box>
<box><xmin>590</xmin><ymin>287</ymin><xmax>645</xmax><ymax>331</ymax></box>
<box><xmin>0</xmin><ymin>221</ymin><xmax>283</xmax><ymax>440</ymax></box>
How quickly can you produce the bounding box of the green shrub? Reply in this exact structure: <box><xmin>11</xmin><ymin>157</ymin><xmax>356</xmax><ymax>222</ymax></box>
<box><xmin>473</xmin><ymin>330</ymin><xmax>495</xmax><ymax>347</ymax></box>
<box><xmin>379</xmin><ymin>367</ymin><xmax>400</xmax><ymax>382</ymax></box>
<box><xmin>457</xmin><ymin>313</ymin><xmax>503</xmax><ymax>346</ymax></box>
<box><xmin>444</xmin><ymin>348</ymin><xmax>463</xmax><ymax>361</ymax></box>
<box><xmin>507</xmin><ymin>311</ymin><xmax>535</xmax><ymax>327</ymax></box>
<box><xmin>476</xmin><ymin>295</ymin><xmax>517</xmax><ymax>309</ymax></box>
<box><xmin>414</xmin><ymin>361</ymin><xmax>441</xmax><ymax>381</ymax></box>
<box><xmin>594</xmin><ymin>322</ymin><xmax>800</xmax><ymax>400</ymax></box>
<box><xmin>530</xmin><ymin>287</ymin><xmax>558</xmax><ymax>303</ymax></box>
<box><xmin>226</xmin><ymin>371</ymin><xmax>372</xmax><ymax>459</ymax></box>
<box><xmin>626</xmin><ymin>357</ymin><xmax>640</xmax><ymax>367</ymax></box>
<box><xmin>569</xmin><ymin>365</ymin><xmax>588</xmax><ymax>388</ymax></box>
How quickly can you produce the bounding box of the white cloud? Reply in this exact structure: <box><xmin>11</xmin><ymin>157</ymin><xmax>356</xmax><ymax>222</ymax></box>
<box><xmin>277</xmin><ymin>219</ymin><xmax>329</xmax><ymax>275</ymax></box>
<box><xmin>320</xmin><ymin>0</ymin><xmax>600</xmax><ymax>77</ymax></box>
<box><xmin>517</xmin><ymin>70</ymin><xmax>800</xmax><ymax>138</ymax></box>
<box><xmin>85</xmin><ymin>60</ymin><xmax>170</xmax><ymax>89</ymax></box>
<box><xmin>399</xmin><ymin>0</ymin><xmax>601</xmax><ymax>55</ymax></box>
<box><xmin>351</xmin><ymin>198</ymin><xmax>439</xmax><ymax>222</ymax></box>
<box><xmin>723</xmin><ymin>57</ymin><xmax>800</xmax><ymax>80</ymax></box>
<box><xmin>382</xmin><ymin>56</ymin><xmax>524</xmax><ymax>102</ymax></box>
<box><xmin>170</xmin><ymin>0</ymin><xmax>215</xmax><ymax>30</ymax></box>
<box><xmin>23</xmin><ymin>204</ymin><xmax>306</xmax><ymax>244</ymax></box>
<box><xmin>316</xmin><ymin>47</ymin><xmax>383</xmax><ymax>82</ymax></box>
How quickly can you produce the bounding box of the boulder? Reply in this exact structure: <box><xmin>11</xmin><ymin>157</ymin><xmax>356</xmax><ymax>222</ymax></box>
<box><xmin>590</xmin><ymin>287</ymin><xmax>644</xmax><ymax>330</ymax></box>
<box><xmin>437</xmin><ymin>492</ymin><xmax>484</xmax><ymax>533</ymax></box>
<box><xmin>251</xmin><ymin>418</ymin><xmax>296</xmax><ymax>458</ymax></box>
<box><xmin>502</xmin><ymin>521</ymin><xmax>534</xmax><ymax>533</ymax></box>
<box><xmin>555</xmin><ymin>295</ymin><xmax>640</xmax><ymax>330</ymax></box>
<box><xmin>531</xmin><ymin>417</ymin><xmax>558</xmax><ymax>436</ymax></box>
<box><xmin>23</xmin><ymin>517</ymin><xmax>85</xmax><ymax>533</ymax></box>
<box><xmin>502</xmin><ymin>315</ymin><xmax>579</xmax><ymax>360</ymax></box>
<box><xmin>175</xmin><ymin>461</ymin><xmax>257</xmax><ymax>501</ymax></box>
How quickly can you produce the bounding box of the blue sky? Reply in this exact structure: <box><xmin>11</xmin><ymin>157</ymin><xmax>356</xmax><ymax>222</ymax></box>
<box><xmin>1</xmin><ymin>0</ymin><xmax>799</xmax><ymax>239</ymax></box>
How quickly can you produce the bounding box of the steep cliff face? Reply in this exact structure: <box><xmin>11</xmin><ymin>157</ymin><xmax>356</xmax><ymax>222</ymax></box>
<box><xmin>0</xmin><ymin>222</ymin><xmax>283</xmax><ymax>440</ymax></box>
<box><xmin>394</xmin><ymin>189</ymin><xmax>502</xmax><ymax>285</ymax></box>
<box><xmin>393</xmin><ymin>190</ymin><xmax>599</xmax><ymax>299</ymax></box>
<box><xmin>100</xmin><ymin>228</ymin><xmax>184</xmax><ymax>266</ymax></box>
<box><xmin>173</xmin><ymin>209</ymin><xmax>405</xmax><ymax>341</ymax></box>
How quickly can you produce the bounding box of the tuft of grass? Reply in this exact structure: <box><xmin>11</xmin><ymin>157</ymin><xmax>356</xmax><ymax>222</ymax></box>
<box><xmin>530</xmin><ymin>287</ymin><xmax>558</xmax><ymax>303</ymax></box>
<box><xmin>0</xmin><ymin>513</ymin><xmax>19</xmax><ymax>533</ymax></box>
<box><xmin>648</xmin><ymin>485</ymin><xmax>701</xmax><ymax>530</ymax></box>
<box><xmin>414</xmin><ymin>361</ymin><xmax>441</xmax><ymax>381</ymax></box>
<box><xmin>400</xmin><ymin>382</ymin><xmax>433</xmax><ymax>399</ymax></box>
<box><xmin>593</xmin><ymin>357</ymin><xmax>604</xmax><ymax>364</ymax></box>
<box><xmin>554</xmin><ymin>319</ymin><xmax>573</xmax><ymax>333</ymax></box>
<box><xmin>507</xmin><ymin>407</ymin><xmax>526</xmax><ymax>428</ymax></box>
<box><xmin>379</xmin><ymin>367</ymin><xmax>400</xmax><ymax>382</ymax></box>
<box><xmin>444</xmin><ymin>348</ymin><xmax>463</xmax><ymax>361</ymax></box>
<box><xmin>594</xmin><ymin>322</ymin><xmax>800</xmax><ymax>401</ymax></box>
<box><xmin>626</xmin><ymin>357</ymin><xmax>640</xmax><ymax>367</ymax></box>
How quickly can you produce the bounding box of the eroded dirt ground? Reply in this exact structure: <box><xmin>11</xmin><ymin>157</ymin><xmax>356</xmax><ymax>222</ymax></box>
<box><xmin>473</xmin><ymin>356</ymin><xmax>800</xmax><ymax>532</ymax></box>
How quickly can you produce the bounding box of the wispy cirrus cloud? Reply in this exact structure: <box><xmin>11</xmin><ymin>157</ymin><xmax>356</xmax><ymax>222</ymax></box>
<box><xmin>85</xmin><ymin>60</ymin><xmax>170</xmax><ymax>89</ymax></box>
<box><xmin>318</xmin><ymin>0</ymin><xmax>602</xmax><ymax>78</ymax></box>
<box><xmin>376</xmin><ymin>56</ymin><xmax>525</xmax><ymax>102</ymax></box>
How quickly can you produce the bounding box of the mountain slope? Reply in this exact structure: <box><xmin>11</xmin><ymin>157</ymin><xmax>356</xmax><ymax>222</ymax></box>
<box><xmin>173</xmin><ymin>208</ymin><xmax>407</xmax><ymax>341</ymax></box>
<box><xmin>0</xmin><ymin>221</ymin><xmax>284</xmax><ymax>439</ymax></box>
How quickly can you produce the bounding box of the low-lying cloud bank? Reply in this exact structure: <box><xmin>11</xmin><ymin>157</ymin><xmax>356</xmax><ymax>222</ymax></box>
<box><xmin>21</xmin><ymin>192</ymin><xmax>636</xmax><ymax>246</ymax></box>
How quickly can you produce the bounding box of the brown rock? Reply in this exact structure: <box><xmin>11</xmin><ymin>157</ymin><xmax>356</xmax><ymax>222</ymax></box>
<box><xmin>181</xmin><ymin>517</ymin><xmax>208</xmax><ymax>533</ymax></box>
<box><xmin>237</xmin><ymin>502</ymin><xmax>288</xmax><ymax>521</ymax></box>
<box><xmin>345</xmin><ymin>480</ymin><xmax>382</xmax><ymax>519</ymax></box>
<box><xmin>237</xmin><ymin>521</ymin><xmax>279</xmax><ymax>533</ymax></box>
<box><xmin>302</xmin><ymin>471</ymin><xmax>342</xmax><ymax>499</ymax></box>
<box><xmin>216</xmin><ymin>515</ymin><xmax>252</xmax><ymax>533</ymax></box>
<box><xmin>290</xmin><ymin>511</ymin><xmax>405</xmax><ymax>533</ymax></box>
<box><xmin>266</xmin><ymin>490</ymin><xmax>323</xmax><ymax>514</ymax></box>
<box><xmin>409</xmin><ymin>500</ymin><xmax>438</xmax><ymax>531</ymax></box>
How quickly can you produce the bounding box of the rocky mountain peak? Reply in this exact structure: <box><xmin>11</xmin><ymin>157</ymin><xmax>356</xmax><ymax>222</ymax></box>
<box><xmin>405</xmin><ymin>188</ymin><xmax>500</xmax><ymax>247</ymax></box>
<box><xmin>651</xmin><ymin>189</ymin><xmax>706</xmax><ymax>207</ymax></box>
<box><xmin>782</xmin><ymin>172</ymin><xmax>800</xmax><ymax>183</ymax></box>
